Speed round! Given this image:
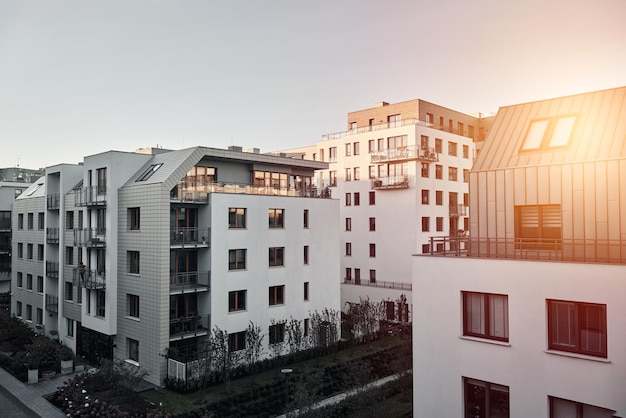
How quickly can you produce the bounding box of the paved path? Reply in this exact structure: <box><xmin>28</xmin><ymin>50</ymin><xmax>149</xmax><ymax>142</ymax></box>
<box><xmin>0</xmin><ymin>366</ymin><xmax>80</xmax><ymax>417</ymax></box>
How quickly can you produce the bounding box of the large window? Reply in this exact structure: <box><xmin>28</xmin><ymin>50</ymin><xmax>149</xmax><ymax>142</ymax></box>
<box><xmin>549</xmin><ymin>396</ymin><xmax>616</xmax><ymax>418</ymax></box>
<box><xmin>329</xmin><ymin>171</ymin><xmax>337</xmax><ymax>187</ymax></box>
<box><xmin>128</xmin><ymin>294</ymin><xmax>140</xmax><ymax>318</ymax></box>
<box><xmin>547</xmin><ymin>299</ymin><xmax>607</xmax><ymax>358</ymax></box>
<box><xmin>96</xmin><ymin>290</ymin><xmax>106</xmax><ymax>317</ymax></box>
<box><xmin>97</xmin><ymin>168</ymin><xmax>107</xmax><ymax>194</ymax></box>
<box><xmin>128</xmin><ymin>338</ymin><xmax>139</xmax><ymax>362</ymax></box>
<box><xmin>128</xmin><ymin>251</ymin><xmax>140</xmax><ymax>274</ymax></box>
<box><xmin>269</xmin><ymin>322</ymin><xmax>285</xmax><ymax>344</ymax></box>
<box><xmin>229</xmin><ymin>208</ymin><xmax>246</xmax><ymax>228</ymax></box>
<box><xmin>463</xmin><ymin>377</ymin><xmax>509</xmax><ymax>418</ymax></box>
<box><xmin>37</xmin><ymin>276</ymin><xmax>43</xmax><ymax>293</ymax></box>
<box><xmin>27</xmin><ymin>274</ymin><xmax>33</xmax><ymax>290</ymax></box>
<box><xmin>463</xmin><ymin>292</ymin><xmax>509</xmax><ymax>342</ymax></box>
<box><xmin>229</xmin><ymin>290</ymin><xmax>246</xmax><ymax>312</ymax></box>
<box><xmin>448</xmin><ymin>141</ymin><xmax>457</xmax><ymax>156</ymax></box>
<box><xmin>269</xmin><ymin>247</ymin><xmax>285</xmax><ymax>267</ymax></box>
<box><xmin>66</xmin><ymin>211</ymin><xmax>74</xmax><ymax>230</ymax></box>
<box><xmin>128</xmin><ymin>208</ymin><xmax>140</xmax><ymax>230</ymax></box>
<box><xmin>27</xmin><ymin>213</ymin><xmax>34</xmax><ymax>230</ymax></box>
<box><xmin>229</xmin><ymin>331</ymin><xmax>246</xmax><ymax>352</ymax></box>
<box><xmin>269</xmin><ymin>285</ymin><xmax>285</xmax><ymax>306</ymax></box>
<box><xmin>269</xmin><ymin>209</ymin><xmax>284</xmax><ymax>228</ymax></box>
<box><xmin>229</xmin><ymin>249</ymin><xmax>246</xmax><ymax>270</ymax></box>
<box><xmin>515</xmin><ymin>205</ymin><xmax>562</xmax><ymax>247</ymax></box>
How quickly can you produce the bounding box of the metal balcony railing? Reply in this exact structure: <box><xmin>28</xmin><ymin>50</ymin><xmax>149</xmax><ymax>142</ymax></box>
<box><xmin>343</xmin><ymin>278</ymin><xmax>412</xmax><ymax>291</ymax></box>
<box><xmin>45</xmin><ymin>294</ymin><xmax>59</xmax><ymax>312</ymax></box>
<box><xmin>170</xmin><ymin>227</ymin><xmax>210</xmax><ymax>248</ymax></box>
<box><xmin>74</xmin><ymin>228</ymin><xmax>106</xmax><ymax>247</ymax></box>
<box><xmin>46</xmin><ymin>227</ymin><xmax>59</xmax><ymax>244</ymax></box>
<box><xmin>170</xmin><ymin>271</ymin><xmax>211</xmax><ymax>293</ymax></box>
<box><xmin>47</xmin><ymin>193</ymin><xmax>60</xmax><ymax>210</ymax></box>
<box><xmin>169</xmin><ymin>314</ymin><xmax>210</xmax><ymax>341</ymax></box>
<box><xmin>371</xmin><ymin>145</ymin><xmax>438</xmax><ymax>164</ymax></box>
<box><xmin>449</xmin><ymin>204</ymin><xmax>468</xmax><ymax>217</ymax></box>
<box><xmin>322</xmin><ymin>117</ymin><xmax>466</xmax><ymax>141</ymax></box>
<box><xmin>46</xmin><ymin>261</ymin><xmax>59</xmax><ymax>279</ymax></box>
<box><xmin>171</xmin><ymin>181</ymin><xmax>332</xmax><ymax>202</ymax></box>
<box><xmin>74</xmin><ymin>186</ymin><xmax>107</xmax><ymax>207</ymax></box>
<box><xmin>72</xmin><ymin>268</ymin><xmax>106</xmax><ymax>289</ymax></box>
<box><xmin>0</xmin><ymin>243</ymin><xmax>10</xmax><ymax>253</ymax></box>
<box><xmin>425</xmin><ymin>236</ymin><xmax>626</xmax><ymax>264</ymax></box>
<box><xmin>371</xmin><ymin>175</ymin><xmax>410</xmax><ymax>190</ymax></box>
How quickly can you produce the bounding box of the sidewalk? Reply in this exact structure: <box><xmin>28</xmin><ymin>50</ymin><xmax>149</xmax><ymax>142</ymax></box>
<box><xmin>0</xmin><ymin>366</ymin><xmax>82</xmax><ymax>417</ymax></box>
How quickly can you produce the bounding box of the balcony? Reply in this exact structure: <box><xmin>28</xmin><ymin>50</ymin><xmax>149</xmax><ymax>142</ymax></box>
<box><xmin>0</xmin><ymin>218</ymin><xmax>10</xmax><ymax>230</ymax></box>
<box><xmin>371</xmin><ymin>145</ymin><xmax>438</xmax><ymax>164</ymax></box>
<box><xmin>371</xmin><ymin>175</ymin><xmax>410</xmax><ymax>190</ymax></box>
<box><xmin>74</xmin><ymin>186</ymin><xmax>107</xmax><ymax>207</ymax></box>
<box><xmin>449</xmin><ymin>204</ymin><xmax>468</xmax><ymax>217</ymax></box>
<box><xmin>343</xmin><ymin>278</ymin><xmax>412</xmax><ymax>291</ymax></box>
<box><xmin>425</xmin><ymin>236</ymin><xmax>626</xmax><ymax>264</ymax></box>
<box><xmin>46</xmin><ymin>261</ymin><xmax>59</xmax><ymax>279</ymax></box>
<box><xmin>45</xmin><ymin>294</ymin><xmax>59</xmax><ymax>313</ymax></box>
<box><xmin>0</xmin><ymin>243</ymin><xmax>10</xmax><ymax>254</ymax></box>
<box><xmin>169</xmin><ymin>314</ymin><xmax>210</xmax><ymax>341</ymax></box>
<box><xmin>74</xmin><ymin>228</ymin><xmax>106</xmax><ymax>247</ymax></box>
<box><xmin>170</xmin><ymin>271</ymin><xmax>211</xmax><ymax>294</ymax></box>
<box><xmin>72</xmin><ymin>268</ymin><xmax>106</xmax><ymax>289</ymax></box>
<box><xmin>46</xmin><ymin>227</ymin><xmax>59</xmax><ymax>244</ymax></box>
<box><xmin>170</xmin><ymin>227</ymin><xmax>210</xmax><ymax>248</ymax></box>
<box><xmin>47</xmin><ymin>193</ymin><xmax>60</xmax><ymax>210</ymax></box>
<box><xmin>171</xmin><ymin>181</ymin><xmax>332</xmax><ymax>201</ymax></box>
<box><xmin>322</xmin><ymin>117</ymin><xmax>465</xmax><ymax>141</ymax></box>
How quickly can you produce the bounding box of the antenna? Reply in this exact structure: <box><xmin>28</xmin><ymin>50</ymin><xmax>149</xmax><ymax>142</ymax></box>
<box><xmin>16</xmin><ymin>157</ymin><xmax>20</xmax><ymax>168</ymax></box>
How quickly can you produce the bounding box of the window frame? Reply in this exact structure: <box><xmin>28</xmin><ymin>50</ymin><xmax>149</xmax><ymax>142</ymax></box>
<box><xmin>229</xmin><ymin>249</ymin><xmax>247</xmax><ymax>270</ymax></box>
<box><xmin>269</xmin><ymin>322</ymin><xmax>286</xmax><ymax>344</ymax></box>
<box><xmin>462</xmin><ymin>291</ymin><xmax>509</xmax><ymax>342</ymax></box>
<box><xmin>128</xmin><ymin>294</ymin><xmax>140</xmax><ymax>318</ymax></box>
<box><xmin>128</xmin><ymin>207</ymin><xmax>141</xmax><ymax>230</ymax></box>
<box><xmin>268</xmin><ymin>208</ymin><xmax>285</xmax><ymax>228</ymax></box>
<box><xmin>547</xmin><ymin>299</ymin><xmax>607</xmax><ymax>358</ymax></box>
<box><xmin>228</xmin><ymin>290</ymin><xmax>247</xmax><ymax>312</ymax></box>
<box><xmin>269</xmin><ymin>247</ymin><xmax>285</xmax><ymax>267</ymax></box>
<box><xmin>229</xmin><ymin>207</ymin><xmax>246</xmax><ymax>229</ymax></box>
<box><xmin>128</xmin><ymin>338</ymin><xmax>139</xmax><ymax>362</ymax></box>
<box><xmin>229</xmin><ymin>331</ymin><xmax>246</xmax><ymax>351</ymax></box>
<box><xmin>463</xmin><ymin>377</ymin><xmax>509</xmax><ymax>418</ymax></box>
<box><xmin>269</xmin><ymin>285</ymin><xmax>285</xmax><ymax>306</ymax></box>
<box><xmin>128</xmin><ymin>251</ymin><xmax>140</xmax><ymax>274</ymax></box>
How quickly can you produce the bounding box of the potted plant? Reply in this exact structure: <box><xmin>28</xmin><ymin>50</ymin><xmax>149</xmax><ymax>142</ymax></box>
<box><xmin>60</xmin><ymin>346</ymin><xmax>74</xmax><ymax>375</ymax></box>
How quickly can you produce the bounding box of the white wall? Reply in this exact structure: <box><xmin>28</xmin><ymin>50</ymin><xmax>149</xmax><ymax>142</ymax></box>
<box><xmin>413</xmin><ymin>255</ymin><xmax>626</xmax><ymax>417</ymax></box>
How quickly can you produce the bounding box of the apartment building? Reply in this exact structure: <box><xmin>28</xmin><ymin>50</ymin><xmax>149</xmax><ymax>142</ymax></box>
<box><xmin>0</xmin><ymin>167</ymin><xmax>44</xmax><ymax>292</ymax></box>
<box><xmin>11</xmin><ymin>146</ymin><xmax>339</xmax><ymax>386</ymax></box>
<box><xmin>413</xmin><ymin>86</ymin><xmax>626</xmax><ymax>417</ymax></box>
<box><xmin>284</xmin><ymin>99</ymin><xmax>491</xmax><ymax>322</ymax></box>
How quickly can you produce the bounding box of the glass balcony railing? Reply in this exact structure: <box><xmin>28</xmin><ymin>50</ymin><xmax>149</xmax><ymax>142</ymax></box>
<box><xmin>170</xmin><ymin>271</ymin><xmax>210</xmax><ymax>293</ymax></box>
<box><xmin>449</xmin><ymin>205</ymin><xmax>468</xmax><ymax>217</ymax></box>
<box><xmin>322</xmin><ymin>118</ymin><xmax>466</xmax><ymax>141</ymax></box>
<box><xmin>371</xmin><ymin>175</ymin><xmax>411</xmax><ymax>190</ymax></box>
<box><xmin>47</xmin><ymin>193</ymin><xmax>60</xmax><ymax>210</ymax></box>
<box><xmin>171</xmin><ymin>181</ymin><xmax>332</xmax><ymax>202</ymax></box>
<box><xmin>46</xmin><ymin>261</ymin><xmax>59</xmax><ymax>279</ymax></box>
<box><xmin>45</xmin><ymin>294</ymin><xmax>59</xmax><ymax>313</ymax></box>
<box><xmin>74</xmin><ymin>186</ymin><xmax>107</xmax><ymax>207</ymax></box>
<box><xmin>74</xmin><ymin>228</ymin><xmax>106</xmax><ymax>247</ymax></box>
<box><xmin>169</xmin><ymin>314</ymin><xmax>210</xmax><ymax>341</ymax></box>
<box><xmin>170</xmin><ymin>227</ymin><xmax>210</xmax><ymax>248</ymax></box>
<box><xmin>343</xmin><ymin>277</ymin><xmax>412</xmax><ymax>291</ymax></box>
<box><xmin>370</xmin><ymin>145</ymin><xmax>438</xmax><ymax>163</ymax></box>
<box><xmin>72</xmin><ymin>268</ymin><xmax>106</xmax><ymax>289</ymax></box>
<box><xmin>46</xmin><ymin>227</ymin><xmax>59</xmax><ymax>244</ymax></box>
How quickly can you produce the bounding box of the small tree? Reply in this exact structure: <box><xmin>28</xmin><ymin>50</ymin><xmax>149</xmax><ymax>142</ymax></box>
<box><xmin>345</xmin><ymin>297</ymin><xmax>384</xmax><ymax>342</ymax></box>
<box><xmin>285</xmin><ymin>317</ymin><xmax>305</xmax><ymax>356</ymax></box>
<box><xmin>208</xmin><ymin>326</ymin><xmax>239</xmax><ymax>394</ymax></box>
<box><xmin>269</xmin><ymin>319</ymin><xmax>285</xmax><ymax>374</ymax></box>
<box><xmin>244</xmin><ymin>321</ymin><xmax>264</xmax><ymax>385</ymax></box>
<box><xmin>308</xmin><ymin>308</ymin><xmax>340</xmax><ymax>349</ymax></box>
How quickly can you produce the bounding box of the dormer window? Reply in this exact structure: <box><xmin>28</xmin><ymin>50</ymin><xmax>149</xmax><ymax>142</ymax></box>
<box><xmin>520</xmin><ymin>115</ymin><xmax>576</xmax><ymax>151</ymax></box>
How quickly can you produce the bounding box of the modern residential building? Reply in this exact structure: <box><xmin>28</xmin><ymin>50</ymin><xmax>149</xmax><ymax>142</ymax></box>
<box><xmin>283</xmin><ymin>99</ymin><xmax>493</xmax><ymax>322</ymax></box>
<box><xmin>11</xmin><ymin>146</ymin><xmax>339</xmax><ymax>386</ymax></box>
<box><xmin>0</xmin><ymin>167</ymin><xmax>44</xmax><ymax>292</ymax></box>
<box><xmin>413</xmin><ymin>86</ymin><xmax>626</xmax><ymax>417</ymax></box>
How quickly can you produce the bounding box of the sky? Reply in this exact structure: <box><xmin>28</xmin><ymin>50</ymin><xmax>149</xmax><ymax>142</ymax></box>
<box><xmin>1</xmin><ymin>0</ymin><xmax>625</xmax><ymax>170</ymax></box>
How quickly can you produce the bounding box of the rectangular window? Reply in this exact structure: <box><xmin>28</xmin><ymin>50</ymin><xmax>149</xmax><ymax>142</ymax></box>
<box><xmin>368</xmin><ymin>140</ymin><xmax>375</xmax><ymax>153</ymax></box>
<box><xmin>16</xmin><ymin>301</ymin><xmax>22</xmax><ymax>317</ymax></box>
<box><xmin>36</xmin><ymin>308</ymin><xmax>43</xmax><ymax>325</ymax></box>
<box><xmin>229</xmin><ymin>249</ymin><xmax>247</xmax><ymax>270</ymax></box>
<box><xmin>515</xmin><ymin>205</ymin><xmax>562</xmax><ymax>247</ymax></box>
<box><xmin>345</xmin><ymin>193</ymin><xmax>351</xmax><ymax>206</ymax></box>
<box><xmin>229</xmin><ymin>290</ymin><xmax>247</xmax><ymax>312</ymax></box>
<box><xmin>463</xmin><ymin>292</ymin><xmax>509</xmax><ymax>342</ymax></box>
<box><xmin>435</xmin><ymin>138</ymin><xmax>442</xmax><ymax>153</ymax></box>
<box><xmin>368</xmin><ymin>165</ymin><xmax>376</xmax><ymax>179</ymax></box>
<box><xmin>128</xmin><ymin>251</ymin><xmax>140</xmax><ymax>274</ymax></box>
<box><xmin>269</xmin><ymin>247</ymin><xmax>285</xmax><ymax>267</ymax></box>
<box><xmin>86</xmin><ymin>289</ymin><xmax>91</xmax><ymax>314</ymax></box>
<box><xmin>269</xmin><ymin>285</ymin><xmax>285</xmax><ymax>306</ymax></box>
<box><xmin>27</xmin><ymin>274</ymin><xmax>33</xmax><ymax>290</ymax></box>
<box><xmin>27</xmin><ymin>244</ymin><xmax>33</xmax><ymax>260</ymax></box>
<box><xmin>17</xmin><ymin>272</ymin><xmax>22</xmax><ymax>287</ymax></box>
<box><xmin>354</xmin><ymin>268</ymin><xmax>361</xmax><ymax>284</ymax></box>
<box><xmin>269</xmin><ymin>209</ymin><xmax>284</xmax><ymax>228</ymax></box>
<box><xmin>369</xmin><ymin>269</ymin><xmax>376</xmax><ymax>283</ymax></box>
<box><xmin>449</xmin><ymin>167</ymin><xmax>458</xmax><ymax>181</ymax></box>
<box><xmin>229</xmin><ymin>331</ymin><xmax>246</xmax><ymax>351</ymax></box>
<box><xmin>17</xmin><ymin>243</ymin><xmax>23</xmax><ymax>258</ymax></box>
<box><xmin>18</xmin><ymin>213</ymin><xmax>23</xmax><ymax>229</ymax></box>
<box><xmin>436</xmin><ymin>191</ymin><xmax>443</xmax><ymax>205</ymax></box>
<box><xmin>369</xmin><ymin>191</ymin><xmax>375</xmax><ymax>205</ymax></box>
<box><xmin>269</xmin><ymin>322</ymin><xmax>286</xmax><ymax>344</ymax></box>
<box><xmin>329</xmin><ymin>147</ymin><xmax>337</xmax><ymax>162</ymax></box>
<box><xmin>436</xmin><ymin>217</ymin><xmax>444</xmax><ymax>232</ymax></box>
<box><xmin>548</xmin><ymin>299</ymin><xmax>607</xmax><ymax>358</ymax></box>
<box><xmin>345</xmin><ymin>242</ymin><xmax>352</xmax><ymax>256</ymax></box>
<box><xmin>304</xmin><ymin>282</ymin><xmax>309</xmax><ymax>301</ymax></box>
<box><xmin>448</xmin><ymin>141</ymin><xmax>457</xmax><ymax>156</ymax></box>
<box><xmin>377</xmin><ymin>138</ymin><xmax>385</xmax><ymax>150</ymax></box>
<box><xmin>78</xmin><ymin>211</ymin><xmax>83</xmax><ymax>229</ymax></box>
<box><xmin>303</xmin><ymin>209</ymin><xmax>309</xmax><ymax>228</ymax></box>
<box><xmin>96</xmin><ymin>167</ymin><xmax>107</xmax><ymax>194</ymax></box>
<box><xmin>463</xmin><ymin>377</ymin><xmax>509</xmax><ymax>418</ymax></box>
<box><xmin>353</xmin><ymin>142</ymin><xmax>360</xmax><ymax>155</ymax></box>
<box><xmin>387</xmin><ymin>114</ymin><xmax>400</xmax><ymax>128</ymax></box>
<box><xmin>421</xmin><ymin>189</ymin><xmax>429</xmax><ymax>205</ymax></box>
<box><xmin>422</xmin><ymin>217</ymin><xmax>430</xmax><ymax>232</ymax></box>
<box><xmin>304</xmin><ymin>318</ymin><xmax>310</xmax><ymax>336</ymax></box>
<box><xmin>27</xmin><ymin>213</ymin><xmax>33</xmax><ymax>230</ymax></box>
<box><xmin>329</xmin><ymin>171</ymin><xmax>337</xmax><ymax>186</ymax></box>
<box><xmin>345</xmin><ymin>143</ymin><xmax>351</xmax><ymax>157</ymax></box>
<box><xmin>229</xmin><ymin>208</ymin><xmax>246</xmax><ymax>228</ymax></box>
<box><xmin>303</xmin><ymin>245</ymin><xmax>309</xmax><ymax>265</ymax></box>
<box><xmin>369</xmin><ymin>243</ymin><xmax>376</xmax><ymax>257</ymax></box>
<box><xmin>435</xmin><ymin>165</ymin><xmax>442</xmax><ymax>179</ymax></box>
<box><xmin>354</xmin><ymin>167</ymin><xmax>360</xmax><ymax>181</ymax></box>
<box><xmin>354</xmin><ymin>192</ymin><xmax>360</xmax><ymax>206</ymax></box>
<box><xmin>66</xmin><ymin>246</ymin><xmax>73</xmax><ymax>265</ymax></box>
<box><xmin>345</xmin><ymin>268</ymin><xmax>352</xmax><ymax>281</ymax></box>
<box><xmin>463</xmin><ymin>169</ymin><xmax>469</xmax><ymax>183</ymax></box>
<box><xmin>26</xmin><ymin>304</ymin><xmax>32</xmax><ymax>321</ymax></box>
<box><xmin>38</xmin><ymin>212</ymin><xmax>44</xmax><ymax>230</ymax></box>
<box><xmin>37</xmin><ymin>276</ymin><xmax>43</xmax><ymax>293</ymax></box>
<box><xmin>64</xmin><ymin>281</ymin><xmax>73</xmax><ymax>301</ymax></box>
<box><xmin>37</xmin><ymin>244</ymin><xmax>44</xmax><ymax>261</ymax></box>
<box><xmin>67</xmin><ymin>318</ymin><xmax>74</xmax><ymax>337</ymax></box>
<box><xmin>66</xmin><ymin>211</ymin><xmax>74</xmax><ymax>230</ymax></box>
<box><xmin>369</xmin><ymin>217</ymin><xmax>376</xmax><ymax>231</ymax></box>
<box><xmin>421</xmin><ymin>163</ymin><xmax>429</xmax><ymax>178</ymax></box>
<box><xmin>128</xmin><ymin>338</ymin><xmax>139</xmax><ymax>362</ymax></box>
<box><xmin>549</xmin><ymin>396</ymin><xmax>616</xmax><ymax>418</ymax></box>
<box><xmin>128</xmin><ymin>294</ymin><xmax>140</xmax><ymax>318</ymax></box>
<box><xmin>345</xmin><ymin>218</ymin><xmax>352</xmax><ymax>231</ymax></box>
<box><xmin>345</xmin><ymin>168</ymin><xmax>352</xmax><ymax>181</ymax></box>
<box><xmin>463</xmin><ymin>144</ymin><xmax>469</xmax><ymax>159</ymax></box>
<box><xmin>128</xmin><ymin>207</ymin><xmax>140</xmax><ymax>230</ymax></box>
